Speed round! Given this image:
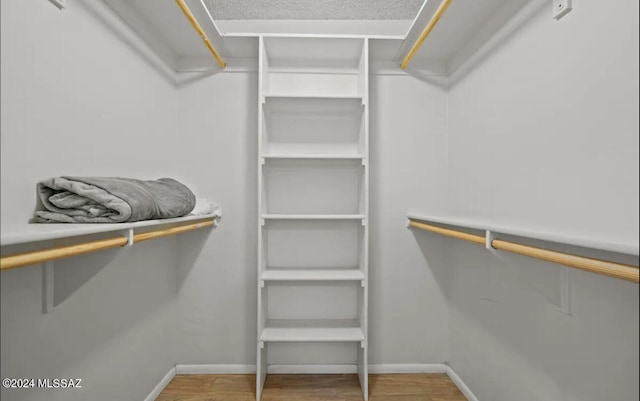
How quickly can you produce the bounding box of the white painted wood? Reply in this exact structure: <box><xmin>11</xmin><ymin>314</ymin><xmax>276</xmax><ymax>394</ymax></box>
<box><xmin>261</xmin><ymin>269</ymin><xmax>365</xmax><ymax>281</ymax></box>
<box><xmin>264</xmin><ymin>94</ymin><xmax>364</xmax><ymax>100</ymax></box>
<box><xmin>261</xmin><ymin>319</ymin><xmax>364</xmax><ymax>342</ymax></box>
<box><xmin>176</xmin><ymin>364</ymin><xmax>257</xmax><ymax>374</ymax></box>
<box><xmin>262</xmin><ymin>154</ymin><xmax>365</xmax><ymax>160</ymax></box>
<box><xmin>445</xmin><ymin>366</ymin><xmax>480</xmax><ymax>401</ymax></box>
<box><xmin>268</xmin><ymin>364</ymin><xmax>357</xmax><ymax>374</ymax></box>
<box><xmin>407</xmin><ymin>212</ymin><xmax>640</xmax><ymax>256</ymax></box>
<box><xmin>0</xmin><ymin>213</ymin><xmax>219</xmax><ymax>247</ymax></box>
<box><xmin>262</xmin><ymin>214</ymin><xmax>365</xmax><ymax>220</ymax></box>
<box><xmin>256</xmin><ymin>36</ymin><xmax>267</xmax><ymax>401</ymax></box>
<box><xmin>257</xmin><ymin>36</ymin><xmax>369</xmax><ymax>400</ymax></box>
<box><xmin>397</xmin><ymin>0</ymin><xmax>531</xmax><ymax>71</ymax></box>
<box><xmin>369</xmin><ymin>363</ymin><xmax>447</xmax><ymax>374</ymax></box>
<box><xmin>143</xmin><ymin>367</ymin><xmax>176</xmax><ymax>401</ymax></box>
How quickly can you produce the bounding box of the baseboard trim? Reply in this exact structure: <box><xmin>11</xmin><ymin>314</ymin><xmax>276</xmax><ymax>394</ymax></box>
<box><xmin>369</xmin><ymin>363</ymin><xmax>446</xmax><ymax>374</ymax></box>
<box><xmin>144</xmin><ymin>367</ymin><xmax>176</xmax><ymax>401</ymax></box>
<box><xmin>176</xmin><ymin>364</ymin><xmax>257</xmax><ymax>374</ymax></box>
<box><xmin>446</xmin><ymin>366</ymin><xmax>479</xmax><ymax>401</ymax></box>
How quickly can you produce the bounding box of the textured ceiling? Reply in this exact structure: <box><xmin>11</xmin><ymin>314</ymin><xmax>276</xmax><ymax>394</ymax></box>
<box><xmin>203</xmin><ymin>0</ymin><xmax>424</xmax><ymax>20</ymax></box>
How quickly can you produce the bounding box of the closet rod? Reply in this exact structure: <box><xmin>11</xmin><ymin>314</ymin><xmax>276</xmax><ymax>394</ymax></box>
<box><xmin>0</xmin><ymin>237</ymin><xmax>128</xmax><ymax>271</ymax></box>
<box><xmin>175</xmin><ymin>0</ymin><xmax>226</xmax><ymax>69</ymax></box>
<box><xmin>409</xmin><ymin>220</ymin><xmax>640</xmax><ymax>283</ymax></box>
<box><xmin>409</xmin><ymin>220</ymin><xmax>485</xmax><ymax>245</ymax></box>
<box><xmin>401</xmin><ymin>0</ymin><xmax>453</xmax><ymax>70</ymax></box>
<box><xmin>134</xmin><ymin>220</ymin><xmax>214</xmax><ymax>243</ymax></box>
<box><xmin>0</xmin><ymin>220</ymin><xmax>215</xmax><ymax>271</ymax></box>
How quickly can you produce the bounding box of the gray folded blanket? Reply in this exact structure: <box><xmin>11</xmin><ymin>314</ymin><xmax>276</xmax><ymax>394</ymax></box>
<box><xmin>33</xmin><ymin>177</ymin><xmax>196</xmax><ymax>223</ymax></box>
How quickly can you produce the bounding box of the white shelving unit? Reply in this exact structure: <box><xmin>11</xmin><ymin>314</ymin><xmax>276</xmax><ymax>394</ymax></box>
<box><xmin>257</xmin><ymin>35</ymin><xmax>369</xmax><ymax>401</ymax></box>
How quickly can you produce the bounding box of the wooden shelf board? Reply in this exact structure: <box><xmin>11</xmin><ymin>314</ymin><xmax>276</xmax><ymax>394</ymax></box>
<box><xmin>262</xmin><ymin>154</ymin><xmax>365</xmax><ymax>160</ymax></box>
<box><xmin>407</xmin><ymin>211</ymin><xmax>639</xmax><ymax>256</ymax></box>
<box><xmin>264</xmin><ymin>94</ymin><xmax>364</xmax><ymax>100</ymax></box>
<box><xmin>263</xmin><ymin>214</ymin><xmax>365</xmax><ymax>221</ymax></box>
<box><xmin>260</xmin><ymin>319</ymin><xmax>364</xmax><ymax>342</ymax></box>
<box><xmin>261</xmin><ymin>269</ymin><xmax>365</xmax><ymax>281</ymax></box>
<box><xmin>1</xmin><ymin>214</ymin><xmax>219</xmax><ymax>247</ymax></box>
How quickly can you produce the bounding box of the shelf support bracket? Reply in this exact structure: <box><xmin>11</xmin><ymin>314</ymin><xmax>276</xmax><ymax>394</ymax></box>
<box><xmin>42</xmin><ymin>261</ymin><xmax>57</xmax><ymax>314</ymax></box>
<box><xmin>557</xmin><ymin>267</ymin><xmax>572</xmax><ymax>315</ymax></box>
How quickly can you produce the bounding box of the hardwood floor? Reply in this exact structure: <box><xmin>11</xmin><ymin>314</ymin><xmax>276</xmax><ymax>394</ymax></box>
<box><xmin>155</xmin><ymin>373</ymin><xmax>468</xmax><ymax>401</ymax></box>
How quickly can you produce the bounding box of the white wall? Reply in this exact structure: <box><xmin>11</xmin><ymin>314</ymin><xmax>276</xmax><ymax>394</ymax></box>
<box><xmin>369</xmin><ymin>74</ymin><xmax>450</xmax><ymax>364</ymax></box>
<box><xmin>0</xmin><ymin>1</ymin><xmax>184</xmax><ymax>400</ymax></box>
<box><xmin>172</xmin><ymin>72</ymin><xmax>259</xmax><ymax>365</ymax></box>
<box><xmin>444</xmin><ymin>1</ymin><xmax>639</xmax><ymax>400</ymax></box>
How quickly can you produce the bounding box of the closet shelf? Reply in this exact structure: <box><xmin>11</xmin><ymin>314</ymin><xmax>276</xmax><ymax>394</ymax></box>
<box><xmin>407</xmin><ymin>212</ymin><xmax>639</xmax><ymax>256</ymax></box>
<box><xmin>1</xmin><ymin>214</ymin><xmax>218</xmax><ymax>247</ymax></box>
<box><xmin>260</xmin><ymin>319</ymin><xmax>364</xmax><ymax>342</ymax></box>
<box><xmin>0</xmin><ymin>214</ymin><xmax>218</xmax><ymax>271</ymax></box>
<box><xmin>262</xmin><ymin>214</ymin><xmax>365</xmax><ymax>221</ymax></box>
<box><xmin>264</xmin><ymin>94</ymin><xmax>364</xmax><ymax>101</ymax></box>
<box><xmin>261</xmin><ymin>269</ymin><xmax>365</xmax><ymax>282</ymax></box>
<box><xmin>407</xmin><ymin>212</ymin><xmax>639</xmax><ymax>283</ymax></box>
<box><xmin>262</xmin><ymin>154</ymin><xmax>365</xmax><ymax>160</ymax></box>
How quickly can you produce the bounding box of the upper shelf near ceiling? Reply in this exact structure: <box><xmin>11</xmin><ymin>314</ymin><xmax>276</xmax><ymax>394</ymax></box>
<box><xmin>100</xmin><ymin>0</ymin><xmax>540</xmax><ymax>76</ymax></box>
<box><xmin>395</xmin><ymin>0</ymin><xmax>535</xmax><ymax>75</ymax></box>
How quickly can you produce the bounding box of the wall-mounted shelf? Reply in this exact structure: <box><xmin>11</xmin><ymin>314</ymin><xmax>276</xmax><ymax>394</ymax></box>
<box><xmin>1</xmin><ymin>214</ymin><xmax>218</xmax><ymax>247</ymax></box>
<box><xmin>0</xmin><ymin>214</ymin><xmax>219</xmax><ymax>271</ymax></box>
<box><xmin>407</xmin><ymin>212</ymin><xmax>639</xmax><ymax>283</ymax></box>
<box><xmin>395</xmin><ymin>0</ymin><xmax>536</xmax><ymax>75</ymax></box>
<box><xmin>407</xmin><ymin>212</ymin><xmax>639</xmax><ymax>256</ymax></box>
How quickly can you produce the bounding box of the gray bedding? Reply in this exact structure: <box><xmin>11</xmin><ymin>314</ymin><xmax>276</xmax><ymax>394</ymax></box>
<box><xmin>33</xmin><ymin>177</ymin><xmax>196</xmax><ymax>223</ymax></box>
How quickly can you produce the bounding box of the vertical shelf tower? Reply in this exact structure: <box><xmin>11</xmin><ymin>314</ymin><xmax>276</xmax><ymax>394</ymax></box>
<box><xmin>257</xmin><ymin>36</ymin><xmax>369</xmax><ymax>400</ymax></box>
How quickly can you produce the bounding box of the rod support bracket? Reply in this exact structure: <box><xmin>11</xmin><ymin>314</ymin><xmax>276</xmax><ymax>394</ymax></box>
<box><xmin>126</xmin><ymin>228</ymin><xmax>134</xmax><ymax>247</ymax></box>
<box><xmin>485</xmin><ymin>230</ymin><xmax>496</xmax><ymax>250</ymax></box>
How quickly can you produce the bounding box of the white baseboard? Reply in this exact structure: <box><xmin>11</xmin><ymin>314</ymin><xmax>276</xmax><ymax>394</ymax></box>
<box><xmin>176</xmin><ymin>364</ymin><xmax>257</xmax><ymax>374</ymax></box>
<box><xmin>368</xmin><ymin>363</ymin><xmax>446</xmax><ymax>374</ymax></box>
<box><xmin>144</xmin><ymin>367</ymin><xmax>176</xmax><ymax>401</ymax></box>
<box><xmin>446</xmin><ymin>366</ymin><xmax>479</xmax><ymax>401</ymax></box>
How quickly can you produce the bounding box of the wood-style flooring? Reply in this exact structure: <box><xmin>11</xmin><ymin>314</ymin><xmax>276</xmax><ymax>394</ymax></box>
<box><xmin>155</xmin><ymin>373</ymin><xmax>468</xmax><ymax>401</ymax></box>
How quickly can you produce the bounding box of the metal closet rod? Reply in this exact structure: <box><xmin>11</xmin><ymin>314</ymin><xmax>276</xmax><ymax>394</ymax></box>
<box><xmin>409</xmin><ymin>220</ymin><xmax>640</xmax><ymax>283</ymax></box>
<box><xmin>401</xmin><ymin>0</ymin><xmax>453</xmax><ymax>70</ymax></box>
<box><xmin>175</xmin><ymin>0</ymin><xmax>226</xmax><ymax>69</ymax></box>
<box><xmin>0</xmin><ymin>220</ymin><xmax>215</xmax><ymax>271</ymax></box>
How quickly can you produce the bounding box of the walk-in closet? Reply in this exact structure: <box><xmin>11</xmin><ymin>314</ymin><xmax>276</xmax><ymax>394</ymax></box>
<box><xmin>1</xmin><ymin>0</ymin><xmax>638</xmax><ymax>400</ymax></box>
